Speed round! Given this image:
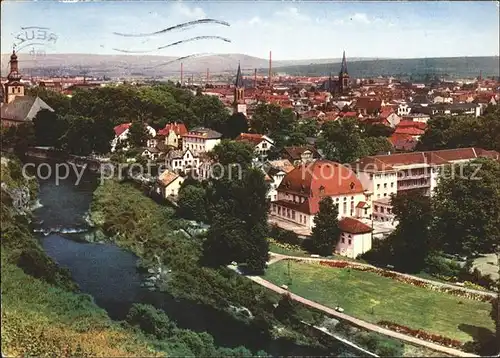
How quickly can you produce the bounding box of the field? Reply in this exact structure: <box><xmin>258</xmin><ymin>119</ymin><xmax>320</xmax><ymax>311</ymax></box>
<box><xmin>264</xmin><ymin>260</ymin><xmax>494</xmax><ymax>343</ymax></box>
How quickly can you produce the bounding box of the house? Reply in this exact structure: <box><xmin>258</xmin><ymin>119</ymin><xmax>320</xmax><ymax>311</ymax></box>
<box><xmin>269</xmin><ymin>160</ymin><xmax>368</xmax><ymax>230</ymax></box>
<box><xmin>165</xmin><ymin>148</ymin><xmax>200</xmax><ymax>174</ymax></box>
<box><xmin>379</xmin><ymin>108</ymin><xmax>400</xmax><ymax>128</ymax></box>
<box><xmin>155</xmin><ymin>169</ymin><xmax>184</xmax><ymax>199</ymax></box>
<box><xmin>181</xmin><ymin>127</ymin><xmax>222</xmax><ymax>155</ymax></box>
<box><xmin>235</xmin><ymin>133</ymin><xmax>275</xmax><ymax>159</ymax></box>
<box><xmin>397</xmin><ymin>103</ymin><xmax>411</xmax><ymax>116</ymax></box>
<box><xmin>157</xmin><ymin>122</ymin><xmax>188</xmax><ymax>149</ymax></box>
<box><xmin>264</xmin><ymin>160</ymin><xmax>295</xmax><ymax>202</ymax></box>
<box><xmin>141</xmin><ymin>147</ymin><xmax>161</xmax><ymax>161</ymax></box>
<box><xmin>355</xmin><ymin>97</ymin><xmax>383</xmax><ymax>116</ymax></box>
<box><xmin>282</xmin><ymin>146</ymin><xmax>321</xmax><ymax>166</ymax></box>
<box><xmin>393</xmin><ymin>126</ymin><xmax>425</xmax><ymax>140</ymax></box>
<box><xmin>110</xmin><ymin>123</ymin><xmax>157</xmax><ymax>152</ymax></box>
<box><xmin>335</xmin><ymin>217</ymin><xmax>373</xmax><ymax>259</ymax></box>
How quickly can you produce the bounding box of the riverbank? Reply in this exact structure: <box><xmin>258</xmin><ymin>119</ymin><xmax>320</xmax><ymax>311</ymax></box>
<box><xmin>0</xmin><ymin>156</ymin><xmax>163</xmax><ymax>356</ymax></box>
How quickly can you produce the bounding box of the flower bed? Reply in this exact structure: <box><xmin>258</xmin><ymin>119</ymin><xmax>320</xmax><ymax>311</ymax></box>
<box><xmin>378</xmin><ymin>321</ymin><xmax>464</xmax><ymax>349</ymax></box>
<box><xmin>315</xmin><ymin>260</ymin><xmax>494</xmax><ymax>303</ymax></box>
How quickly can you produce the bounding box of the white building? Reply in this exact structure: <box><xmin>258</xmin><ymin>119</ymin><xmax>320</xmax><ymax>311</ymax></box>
<box><xmin>110</xmin><ymin>123</ymin><xmax>156</xmax><ymax>153</ymax></box>
<box><xmin>155</xmin><ymin>170</ymin><xmax>184</xmax><ymax>198</ymax></box>
<box><xmin>181</xmin><ymin>127</ymin><xmax>222</xmax><ymax>155</ymax></box>
<box><xmin>235</xmin><ymin>133</ymin><xmax>275</xmax><ymax>159</ymax></box>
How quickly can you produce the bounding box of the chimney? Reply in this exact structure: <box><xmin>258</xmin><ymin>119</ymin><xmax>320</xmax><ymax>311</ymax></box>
<box><xmin>268</xmin><ymin>50</ymin><xmax>272</xmax><ymax>87</ymax></box>
<box><xmin>180</xmin><ymin>62</ymin><xmax>183</xmax><ymax>85</ymax></box>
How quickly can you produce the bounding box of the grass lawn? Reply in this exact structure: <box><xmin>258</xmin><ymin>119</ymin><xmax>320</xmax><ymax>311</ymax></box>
<box><xmin>268</xmin><ymin>242</ymin><xmax>310</xmax><ymax>257</ymax></box>
<box><xmin>264</xmin><ymin>260</ymin><xmax>494</xmax><ymax>343</ymax></box>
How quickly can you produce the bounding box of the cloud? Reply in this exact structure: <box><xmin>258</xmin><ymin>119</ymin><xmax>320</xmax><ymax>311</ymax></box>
<box><xmin>350</xmin><ymin>13</ymin><xmax>370</xmax><ymax>24</ymax></box>
<box><xmin>275</xmin><ymin>7</ymin><xmax>310</xmax><ymax>22</ymax></box>
<box><xmin>248</xmin><ymin>16</ymin><xmax>261</xmax><ymax>25</ymax></box>
<box><xmin>171</xmin><ymin>1</ymin><xmax>206</xmax><ymax>19</ymax></box>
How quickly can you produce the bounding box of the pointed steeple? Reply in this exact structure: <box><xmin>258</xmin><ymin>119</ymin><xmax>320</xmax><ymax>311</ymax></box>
<box><xmin>235</xmin><ymin>62</ymin><xmax>244</xmax><ymax>88</ymax></box>
<box><xmin>340</xmin><ymin>50</ymin><xmax>348</xmax><ymax>75</ymax></box>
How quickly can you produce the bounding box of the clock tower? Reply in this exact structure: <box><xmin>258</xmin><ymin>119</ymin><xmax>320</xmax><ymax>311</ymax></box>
<box><xmin>4</xmin><ymin>49</ymin><xmax>25</xmax><ymax>104</ymax></box>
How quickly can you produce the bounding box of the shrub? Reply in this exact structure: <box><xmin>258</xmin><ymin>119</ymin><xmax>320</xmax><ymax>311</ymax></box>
<box><xmin>269</xmin><ymin>224</ymin><xmax>302</xmax><ymax>246</ymax></box>
<box><xmin>125</xmin><ymin>303</ymin><xmax>176</xmax><ymax>340</ymax></box>
<box><xmin>424</xmin><ymin>254</ymin><xmax>462</xmax><ymax>277</ymax></box>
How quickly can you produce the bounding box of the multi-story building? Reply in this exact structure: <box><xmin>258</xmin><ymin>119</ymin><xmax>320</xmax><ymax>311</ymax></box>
<box><xmin>181</xmin><ymin>127</ymin><xmax>222</xmax><ymax>155</ymax></box>
<box><xmin>269</xmin><ymin>160</ymin><xmax>369</xmax><ymax>230</ymax></box>
<box><xmin>352</xmin><ymin>147</ymin><xmax>500</xmax><ymax>221</ymax></box>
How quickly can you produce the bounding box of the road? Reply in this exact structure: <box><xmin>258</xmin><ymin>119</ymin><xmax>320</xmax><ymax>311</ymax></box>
<box><xmin>248</xmin><ymin>274</ymin><xmax>479</xmax><ymax>358</ymax></box>
<box><xmin>268</xmin><ymin>253</ymin><xmax>496</xmax><ymax>299</ymax></box>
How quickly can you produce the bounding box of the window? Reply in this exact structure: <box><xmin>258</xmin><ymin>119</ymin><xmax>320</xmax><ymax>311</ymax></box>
<box><xmin>343</xmin><ymin>202</ymin><xmax>347</xmax><ymax>213</ymax></box>
<box><xmin>377</xmin><ymin>184</ymin><xmax>380</xmax><ymax>189</ymax></box>
<box><xmin>380</xmin><ymin>207</ymin><xmax>385</xmax><ymax>213</ymax></box>
<box><xmin>292</xmin><ymin>211</ymin><xmax>296</xmax><ymax>220</ymax></box>
<box><xmin>374</xmin><ymin>205</ymin><xmax>379</xmax><ymax>212</ymax></box>
<box><xmin>348</xmin><ymin>239</ymin><xmax>352</xmax><ymax>245</ymax></box>
<box><xmin>344</xmin><ymin>197</ymin><xmax>347</xmax><ymax>201</ymax></box>
<box><xmin>384</xmin><ymin>183</ymin><xmax>387</xmax><ymax>189</ymax></box>
<box><xmin>383</xmin><ymin>193</ymin><xmax>387</xmax><ymax>197</ymax></box>
<box><xmin>391</xmin><ymin>182</ymin><xmax>394</xmax><ymax>188</ymax></box>
<box><xmin>342</xmin><ymin>237</ymin><xmax>345</xmax><ymax>244</ymax></box>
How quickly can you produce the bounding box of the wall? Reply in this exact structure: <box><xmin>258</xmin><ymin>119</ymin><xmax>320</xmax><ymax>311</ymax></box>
<box><xmin>335</xmin><ymin>231</ymin><xmax>372</xmax><ymax>258</ymax></box>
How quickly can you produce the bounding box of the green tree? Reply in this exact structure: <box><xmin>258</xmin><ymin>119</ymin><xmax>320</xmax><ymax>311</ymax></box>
<box><xmin>223</xmin><ymin>112</ymin><xmax>249</xmax><ymax>139</ymax></box>
<box><xmin>203</xmin><ymin>169</ymin><xmax>269</xmax><ymax>273</ymax></box>
<box><xmin>177</xmin><ymin>185</ymin><xmax>207</xmax><ymax>222</ymax></box>
<box><xmin>33</xmin><ymin>109</ymin><xmax>66</xmax><ymax>148</ymax></box>
<box><xmin>59</xmin><ymin>116</ymin><xmax>95</xmax><ymax>155</ymax></box>
<box><xmin>127</xmin><ymin>120</ymin><xmax>150</xmax><ymax>148</ymax></box>
<box><xmin>386</xmin><ymin>192</ymin><xmax>433</xmax><ymax>273</ymax></box>
<box><xmin>364</xmin><ymin>136</ymin><xmax>393</xmax><ymax>156</ymax></box>
<box><xmin>274</xmin><ymin>293</ymin><xmax>299</xmax><ymax>324</ymax></box>
<box><xmin>190</xmin><ymin>94</ymin><xmax>229</xmax><ymax>132</ymax></box>
<box><xmin>1</xmin><ymin>123</ymin><xmax>36</xmax><ymax>155</ymax></box>
<box><xmin>311</xmin><ymin>197</ymin><xmax>340</xmax><ymax>256</ymax></box>
<box><xmin>431</xmin><ymin>158</ymin><xmax>500</xmax><ymax>256</ymax></box>
<box><xmin>317</xmin><ymin>118</ymin><xmax>368</xmax><ymax>163</ymax></box>
<box><xmin>209</xmin><ymin>140</ymin><xmax>255</xmax><ymax>168</ymax></box>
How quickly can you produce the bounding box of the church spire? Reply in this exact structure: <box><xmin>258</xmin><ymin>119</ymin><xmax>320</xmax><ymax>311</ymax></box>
<box><xmin>235</xmin><ymin>62</ymin><xmax>244</xmax><ymax>88</ymax></box>
<box><xmin>340</xmin><ymin>50</ymin><xmax>348</xmax><ymax>75</ymax></box>
<box><xmin>7</xmin><ymin>48</ymin><xmax>22</xmax><ymax>82</ymax></box>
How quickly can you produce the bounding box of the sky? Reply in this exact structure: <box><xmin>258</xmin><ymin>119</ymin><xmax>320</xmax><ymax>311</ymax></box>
<box><xmin>1</xmin><ymin>0</ymin><xmax>499</xmax><ymax>60</ymax></box>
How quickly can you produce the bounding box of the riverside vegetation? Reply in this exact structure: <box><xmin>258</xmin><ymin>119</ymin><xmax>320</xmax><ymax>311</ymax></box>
<box><xmin>0</xmin><ymin>156</ymin><xmax>272</xmax><ymax>357</ymax></box>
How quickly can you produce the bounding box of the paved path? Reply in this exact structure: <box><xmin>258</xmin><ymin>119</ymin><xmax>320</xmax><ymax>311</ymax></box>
<box><xmin>248</xmin><ymin>275</ymin><xmax>479</xmax><ymax>358</ymax></box>
<box><xmin>269</xmin><ymin>253</ymin><xmax>496</xmax><ymax>299</ymax></box>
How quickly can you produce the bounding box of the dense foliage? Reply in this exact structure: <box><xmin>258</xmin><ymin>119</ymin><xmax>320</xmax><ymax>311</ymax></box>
<box><xmin>310</xmin><ymin>197</ymin><xmax>341</xmax><ymax>256</ymax></box>
<box><xmin>317</xmin><ymin>118</ymin><xmax>393</xmax><ymax>163</ymax></box>
<box><xmin>3</xmin><ymin>85</ymin><xmax>236</xmax><ymax>156</ymax></box>
<box><xmin>417</xmin><ymin>107</ymin><xmax>500</xmax><ymax>152</ymax></box>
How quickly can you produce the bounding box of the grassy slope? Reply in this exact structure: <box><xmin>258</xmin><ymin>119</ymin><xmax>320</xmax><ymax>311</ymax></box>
<box><xmin>1</xmin><ymin>259</ymin><xmax>161</xmax><ymax>357</ymax></box>
<box><xmin>264</xmin><ymin>260</ymin><xmax>493</xmax><ymax>343</ymax></box>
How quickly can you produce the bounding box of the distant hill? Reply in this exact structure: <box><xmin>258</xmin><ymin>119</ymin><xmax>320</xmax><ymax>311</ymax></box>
<box><xmin>268</xmin><ymin>56</ymin><xmax>500</xmax><ymax>79</ymax></box>
<box><xmin>0</xmin><ymin>53</ymin><xmax>384</xmax><ymax>79</ymax></box>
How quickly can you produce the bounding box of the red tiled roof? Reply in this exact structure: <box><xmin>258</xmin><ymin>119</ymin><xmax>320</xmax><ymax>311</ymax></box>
<box><xmin>235</xmin><ymin>133</ymin><xmax>264</xmax><ymax>145</ymax></box>
<box><xmin>397</xmin><ymin>120</ymin><xmax>427</xmax><ymax>130</ymax></box>
<box><xmin>388</xmin><ymin>133</ymin><xmax>417</xmax><ymax>151</ymax></box>
<box><xmin>157</xmin><ymin>170</ymin><xmax>180</xmax><ymax>187</ymax></box>
<box><xmin>158</xmin><ymin>122</ymin><xmax>188</xmax><ymax>136</ymax></box>
<box><xmin>114</xmin><ymin>123</ymin><xmax>131</xmax><ymax>136</ymax></box>
<box><xmin>340</xmin><ymin>111</ymin><xmax>358</xmax><ymax>117</ymax></box>
<box><xmin>278</xmin><ymin>160</ymin><xmax>364</xmax><ymax>197</ymax></box>
<box><xmin>338</xmin><ymin>217</ymin><xmax>372</xmax><ymax>234</ymax></box>
<box><xmin>394</xmin><ymin>127</ymin><xmax>425</xmax><ymax>136</ymax></box>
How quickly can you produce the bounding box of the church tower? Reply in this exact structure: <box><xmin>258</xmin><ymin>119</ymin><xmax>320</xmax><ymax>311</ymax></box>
<box><xmin>4</xmin><ymin>49</ymin><xmax>25</xmax><ymax>104</ymax></box>
<box><xmin>338</xmin><ymin>50</ymin><xmax>350</xmax><ymax>95</ymax></box>
<box><xmin>233</xmin><ymin>62</ymin><xmax>247</xmax><ymax>116</ymax></box>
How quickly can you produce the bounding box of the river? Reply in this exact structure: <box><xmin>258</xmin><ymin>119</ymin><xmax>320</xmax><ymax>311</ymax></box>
<box><xmin>31</xmin><ymin>160</ymin><xmax>351</xmax><ymax>356</ymax></box>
